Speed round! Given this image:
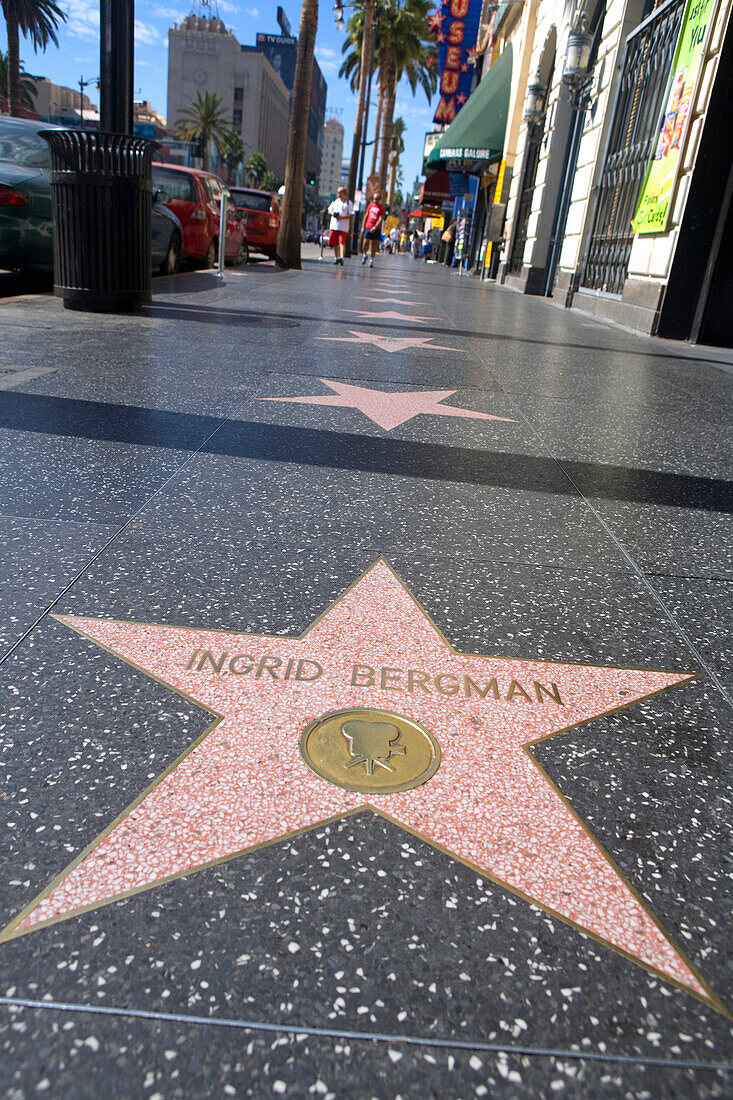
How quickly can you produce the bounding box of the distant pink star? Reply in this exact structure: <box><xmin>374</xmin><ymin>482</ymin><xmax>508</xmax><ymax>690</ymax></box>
<box><xmin>258</xmin><ymin>378</ymin><xmax>516</xmax><ymax>431</ymax></box>
<box><xmin>357</xmin><ymin>297</ymin><xmax>422</xmax><ymax>305</ymax></box>
<box><xmin>345</xmin><ymin>309</ymin><xmax>439</xmax><ymax>322</ymax></box>
<box><xmin>318</xmin><ymin>329</ymin><xmax>459</xmax><ymax>353</ymax></box>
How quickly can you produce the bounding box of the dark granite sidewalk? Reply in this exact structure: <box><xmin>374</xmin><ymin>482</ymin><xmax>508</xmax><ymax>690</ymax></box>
<box><xmin>0</xmin><ymin>250</ymin><xmax>731</xmax><ymax>1099</ymax></box>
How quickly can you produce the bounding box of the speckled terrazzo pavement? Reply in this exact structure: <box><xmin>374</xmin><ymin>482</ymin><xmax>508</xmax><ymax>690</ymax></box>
<box><xmin>0</xmin><ymin>253</ymin><xmax>731</xmax><ymax>1098</ymax></box>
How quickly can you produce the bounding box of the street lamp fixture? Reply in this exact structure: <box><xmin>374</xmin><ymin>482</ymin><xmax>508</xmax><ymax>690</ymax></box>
<box><xmin>332</xmin><ymin>0</ymin><xmax>344</xmax><ymax>29</ymax></box>
<box><xmin>562</xmin><ymin>10</ymin><xmax>594</xmax><ymax>105</ymax></box>
<box><xmin>523</xmin><ymin>69</ymin><xmax>547</xmax><ymax>128</ymax></box>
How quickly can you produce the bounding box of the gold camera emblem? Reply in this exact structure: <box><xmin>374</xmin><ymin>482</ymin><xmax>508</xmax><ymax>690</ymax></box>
<box><xmin>300</xmin><ymin>708</ymin><xmax>441</xmax><ymax>794</ymax></box>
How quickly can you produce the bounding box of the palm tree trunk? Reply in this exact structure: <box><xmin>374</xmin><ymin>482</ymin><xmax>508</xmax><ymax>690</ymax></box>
<box><xmin>378</xmin><ymin>63</ymin><xmax>396</xmax><ymax>192</ymax></box>
<box><xmin>370</xmin><ymin>83</ymin><xmax>384</xmax><ymax>181</ymax></box>
<box><xmin>276</xmin><ymin>0</ymin><xmax>318</xmax><ymax>269</ymax></box>
<box><xmin>346</xmin><ymin>0</ymin><xmax>374</xmax><ymax>202</ymax></box>
<box><xmin>387</xmin><ymin>157</ymin><xmax>397</xmax><ymax>206</ymax></box>
<box><xmin>4</xmin><ymin>9</ymin><xmax>21</xmax><ymax>118</ymax></box>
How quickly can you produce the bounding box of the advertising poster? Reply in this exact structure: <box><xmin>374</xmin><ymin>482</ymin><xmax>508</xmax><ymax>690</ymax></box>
<box><xmin>429</xmin><ymin>0</ymin><xmax>483</xmax><ymax>125</ymax></box>
<box><xmin>632</xmin><ymin>0</ymin><xmax>720</xmax><ymax>234</ymax></box>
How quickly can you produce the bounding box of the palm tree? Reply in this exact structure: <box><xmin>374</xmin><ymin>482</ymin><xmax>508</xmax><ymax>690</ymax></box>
<box><xmin>176</xmin><ymin>91</ymin><xmax>228</xmax><ymax>172</ymax></box>
<box><xmin>340</xmin><ymin>1</ymin><xmax>435</xmax><ymax>192</ymax></box>
<box><xmin>246</xmin><ymin>150</ymin><xmax>267</xmax><ymax>186</ymax></box>
<box><xmin>217</xmin><ymin>130</ymin><xmax>244</xmax><ymax>183</ymax></box>
<box><xmin>369</xmin><ymin>84</ymin><xmax>384</xmax><ymax>182</ymax></box>
<box><xmin>387</xmin><ymin>115</ymin><xmax>405</xmax><ymax>205</ymax></box>
<box><xmin>1</xmin><ymin>0</ymin><xmax>65</xmax><ymax>117</ymax></box>
<box><xmin>339</xmin><ymin>1</ymin><xmax>377</xmax><ymax>193</ymax></box>
<box><xmin>377</xmin><ymin>0</ymin><xmax>435</xmax><ymax>190</ymax></box>
<box><xmin>0</xmin><ymin>48</ymin><xmax>36</xmax><ymax>111</ymax></box>
<box><xmin>276</xmin><ymin>0</ymin><xmax>318</xmax><ymax>269</ymax></box>
<box><xmin>260</xmin><ymin>169</ymin><xmax>278</xmax><ymax>193</ymax></box>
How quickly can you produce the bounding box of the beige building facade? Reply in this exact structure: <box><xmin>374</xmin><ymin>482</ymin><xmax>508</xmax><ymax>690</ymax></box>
<box><xmin>167</xmin><ymin>16</ymin><xmax>291</xmax><ymax>181</ymax></box>
<box><xmin>30</xmin><ymin>78</ymin><xmax>97</xmax><ymax>125</ymax></box>
<box><xmin>451</xmin><ymin>0</ymin><xmax>726</xmax><ymax>343</ymax></box>
<box><xmin>474</xmin><ymin>0</ymin><xmax>732</xmax><ymax>343</ymax></box>
<box><xmin>320</xmin><ymin>118</ymin><xmax>344</xmax><ymax>199</ymax></box>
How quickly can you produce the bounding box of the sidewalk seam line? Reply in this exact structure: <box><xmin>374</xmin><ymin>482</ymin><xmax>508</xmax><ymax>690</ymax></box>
<box><xmin>0</xmin><ymin>998</ymin><xmax>729</xmax><ymax>1073</ymax></box>
<box><xmin>0</xmin><ymin>391</ymin><xmax>261</xmax><ymax>670</ymax></box>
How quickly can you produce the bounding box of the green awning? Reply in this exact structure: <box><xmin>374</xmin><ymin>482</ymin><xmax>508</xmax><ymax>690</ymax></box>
<box><xmin>428</xmin><ymin>45</ymin><xmax>512</xmax><ymax>167</ymax></box>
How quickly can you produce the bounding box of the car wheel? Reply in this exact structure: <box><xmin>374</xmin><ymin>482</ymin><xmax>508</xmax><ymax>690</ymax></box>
<box><xmin>203</xmin><ymin>238</ymin><xmax>217</xmax><ymax>268</ymax></box>
<box><xmin>160</xmin><ymin>233</ymin><xmax>181</xmax><ymax>276</ymax></box>
<box><xmin>233</xmin><ymin>239</ymin><xmax>249</xmax><ymax>266</ymax></box>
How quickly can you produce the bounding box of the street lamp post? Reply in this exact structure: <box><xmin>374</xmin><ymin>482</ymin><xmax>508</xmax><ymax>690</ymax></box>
<box><xmin>78</xmin><ymin>75</ymin><xmax>100</xmax><ymax>128</ymax></box>
<box><xmin>100</xmin><ymin>0</ymin><xmax>134</xmax><ymax>133</ymax></box>
<box><xmin>335</xmin><ymin>0</ymin><xmax>376</xmax><ymax>255</ymax></box>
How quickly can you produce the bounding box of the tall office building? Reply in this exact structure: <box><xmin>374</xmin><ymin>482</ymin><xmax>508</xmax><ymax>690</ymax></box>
<box><xmin>167</xmin><ymin>16</ymin><xmax>292</xmax><ymax>181</ymax></box>
<box><xmin>319</xmin><ymin>118</ymin><xmax>344</xmax><ymax>199</ymax></box>
<box><xmin>253</xmin><ymin>32</ymin><xmax>326</xmax><ymax>187</ymax></box>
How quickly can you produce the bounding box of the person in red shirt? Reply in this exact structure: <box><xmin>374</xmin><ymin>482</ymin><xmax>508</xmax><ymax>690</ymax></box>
<box><xmin>360</xmin><ymin>190</ymin><xmax>386</xmax><ymax>267</ymax></box>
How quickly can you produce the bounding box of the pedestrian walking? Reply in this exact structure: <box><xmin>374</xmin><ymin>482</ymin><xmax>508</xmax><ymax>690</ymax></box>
<box><xmin>442</xmin><ymin>220</ymin><xmax>457</xmax><ymax>266</ymax></box>
<box><xmin>360</xmin><ymin>191</ymin><xmax>386</xmax><ymax>268</ymax></box>
<box><xmin>327</xmin><ymin>187</ymin><xmax>353</xmax><ymax>266</ymax></box>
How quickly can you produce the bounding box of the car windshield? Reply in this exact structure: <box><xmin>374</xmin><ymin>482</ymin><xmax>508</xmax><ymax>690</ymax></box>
<box><xmin>230</xmin><ymin>190</ymin><xmax>271</xmax><ymax>212</ymax></box>
<box><xmin>0</xmin><ymin>121</ymin><xmax>50</xmax><ymax>167</ymax></box>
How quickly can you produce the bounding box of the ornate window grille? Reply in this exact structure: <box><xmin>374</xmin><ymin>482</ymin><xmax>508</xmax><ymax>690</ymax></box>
<box><xmin>581</xmin><ymin>0</ymin><xmax>685</xmax><ymax>294</ymax></box>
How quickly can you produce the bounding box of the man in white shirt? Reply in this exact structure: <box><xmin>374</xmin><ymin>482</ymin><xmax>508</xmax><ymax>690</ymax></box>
<box><xmin>327</xmin><ymin>186</ymin><xmax>354</xmax><ymax>266</ymax></box>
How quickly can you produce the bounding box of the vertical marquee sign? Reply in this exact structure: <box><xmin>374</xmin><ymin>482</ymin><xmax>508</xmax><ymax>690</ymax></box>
<box><xmin>429</xmin><ymin>0</ymin><xmax>483</xmax><ymax>124</ymax></box>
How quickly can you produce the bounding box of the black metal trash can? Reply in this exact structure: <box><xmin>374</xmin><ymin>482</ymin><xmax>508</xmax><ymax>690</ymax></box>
<box><xmin>40</xmin><ymin>130</ymin><xmax>155</xmax><ymax>312</ymax></box>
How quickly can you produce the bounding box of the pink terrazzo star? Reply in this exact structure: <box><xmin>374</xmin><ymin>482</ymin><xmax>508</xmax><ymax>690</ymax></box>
<box><xmin>345</xmin><ymin>310</ymin><xmax>440</xmax><ymax>322</ymax></box>
<box><xmin>2</xmin><ymin>561</ymin><xmax>717</xmax><ymax>1010</ymax></box>
<box><xmin>357</xmin><ymin>297</ymin><xmax>423</xmax><ymax>305</ymax></box>
<box><xmin>257</xmin><ymin>378</ymin><xmax>516</xmax><ymax>431</ymax></box>
<box><xmin>318</xmin><ymin>329</ymin><xmax>459</xmax><ymax>353</ymax></box>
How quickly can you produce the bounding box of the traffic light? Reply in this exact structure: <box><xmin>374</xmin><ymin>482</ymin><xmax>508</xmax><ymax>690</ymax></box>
<box><xmin>307</xmin><ymin>174</ymin><xmax>318</xmax><ymax>188</ymax></box>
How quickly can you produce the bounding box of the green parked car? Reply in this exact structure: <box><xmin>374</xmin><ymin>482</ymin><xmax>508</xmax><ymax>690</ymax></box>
<box><xmin>0</xmin><ymin>115</ymin><xmax>183</xmax><ymax>276</ymax></box>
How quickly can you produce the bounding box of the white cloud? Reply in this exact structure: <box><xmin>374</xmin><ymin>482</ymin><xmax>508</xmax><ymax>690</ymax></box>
<box><xmin>64</xmin><ymin>0</ymin><xmax>100</xmax><ymax>42</ymax></box>
<box><xmin>315</xmin><ymin>46</ymin><xmax>340</xmax><ymax>73</ymax></box>
<box><xmin>218</xmin><ymin>0</ymin><xmax>240</xmax><ymax>12</ymax></box>
<box><xmin>244</xmin><ymin>6</ymin><xmax>260</xmax><ymax>15</ymax></box>
<box><xmin>394</xmin><ymin>99</ymin><xmax>435</xmax><ymax>123</ymax></box>
<box><xmin>135</xmin><ymin>20</ymin><xmax>163</xmax><ymax>45</ymax></box>
<box><xmin>151</xmin><ymin>5</ymin><xmax>186</xmax><ymax>18</ymax></box>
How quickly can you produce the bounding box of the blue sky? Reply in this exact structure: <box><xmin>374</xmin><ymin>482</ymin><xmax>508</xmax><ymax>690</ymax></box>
<box><xmin>2</xmin><ymin>0</ymin><xmax>436</xmax><ymax>198</ymax></box>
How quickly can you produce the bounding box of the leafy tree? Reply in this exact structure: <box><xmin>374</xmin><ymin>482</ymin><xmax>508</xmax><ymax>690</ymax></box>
<box><xmin>0</xmin><ymin>48</ymin><xmax>36</xmax><ymax>111</ymax></box>
<box><xmin>1</xmin><ymin>0</ymin><xmax>65</xmax><ymax>117</ymax></box>
<box><xmin>217</xmin><ymin>129</ymin><xmax>244</xmax><ymax>182</ymax></box>
<box><xmin>176</xmin><ymin>91</ymin><xmax>228</xmax><ymax>172</ymax></box>
<box><xmin>246</xmin><ymin>151</ymin><xmax>267</xmax><ymax>186</ymax></box>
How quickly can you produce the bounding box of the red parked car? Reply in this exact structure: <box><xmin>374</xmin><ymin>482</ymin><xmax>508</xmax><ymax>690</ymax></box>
<box><xmin>152</xmin><ymin>162</ymin><xmax>248</xmax><ymax>267</ymax></box>
<box><xmin>229</xmin><ymin>187</ymin><xmax>280</xmax><ymax>259</ymax></box>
